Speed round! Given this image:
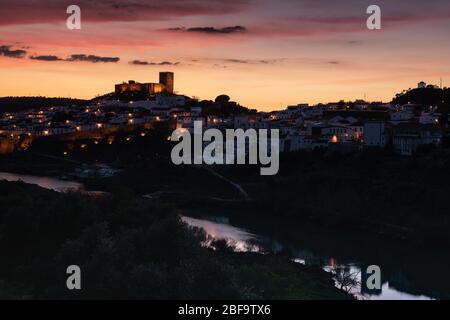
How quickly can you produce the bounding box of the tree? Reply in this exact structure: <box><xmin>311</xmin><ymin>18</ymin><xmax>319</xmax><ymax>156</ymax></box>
<box><xmin>215</xmin><ymin>95</ymin><xmax>231</xmax><ymax>104</ymax></box>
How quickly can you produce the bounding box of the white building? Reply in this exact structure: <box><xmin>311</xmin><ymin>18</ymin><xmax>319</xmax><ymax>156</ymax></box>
<box><xmin>419</xmin><ymin>112</ymin><xmax>440</xmax><ymax>125</ymax></box>
<box><xmin>390</xmin><ymin>110</ymin><xmax>414</xmax><ymax>122</ymax></box>
<box><xmin>321</xmin><ymin>126</ymin><xmax>355</xmax><ymax>142</ymax></box>
<box><xmin>392</xmin><ymin>124</ymin><xmax>442</xmax><ymax>156</ymax></box>
<box><xmin>364</xmin><ymin>122</ymin><xmax>387</xmax><ymax>147</ymax></box>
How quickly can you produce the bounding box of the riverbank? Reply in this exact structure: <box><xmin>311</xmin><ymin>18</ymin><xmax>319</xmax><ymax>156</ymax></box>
<box><xmin>182</xmin><ymin>211</ymin><xmax>449</xmax><ymax>300</ymax></box>
<box><xmin>1</xmin><ymin>172</ymin><xmax>447</xmax><ymax>299</ymax></box>
<box><xmin>3</xmin><ymin>135</ymin><xmax>450</xmax><ymax>248</ymax></box>
<box><xmin>1</xmin><ymin>130</ymin><xmax>449</xmax><ymax>299</ymax></box>
<box><xmin>0</xmin><ymin>180</ymin><xmax>351</xmax><ymax>300</ymax></box>
<box><xmin>202</xmin><ymin>149</ymin><xmax>450</xmax><ymax>248</ymax></box>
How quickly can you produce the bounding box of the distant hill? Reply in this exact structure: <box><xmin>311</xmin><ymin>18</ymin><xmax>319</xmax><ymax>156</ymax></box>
<box><xmin>0</xmin><ymin>97</ymin><xmax>89</xmax><ymax>114</ymax></box>
<box><xmin>392</xmin><ymin>87</ymin><xmax>450</xmax><ymax>106</ymax></box>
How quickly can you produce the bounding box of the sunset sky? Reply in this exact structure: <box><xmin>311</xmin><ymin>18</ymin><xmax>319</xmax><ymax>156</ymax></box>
<box><xmin>1</xmin><ymin>0</ymin><xmax>450</xmax><ymax>111</ymax></box>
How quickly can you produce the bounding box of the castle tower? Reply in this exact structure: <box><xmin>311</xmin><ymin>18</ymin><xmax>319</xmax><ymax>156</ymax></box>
<box><xmin>159</xmin><ymin>72</ymin><xmax>174</xmax><ymax>94</ymax></box>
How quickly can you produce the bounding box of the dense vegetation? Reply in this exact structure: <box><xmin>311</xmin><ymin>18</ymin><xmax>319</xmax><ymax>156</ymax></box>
<box><xmin>4</xmin><ymin>125</ymin><xmax>450</xmax><ymax>247</ymax></box>
<box><xmin>185</xmin><ymin>94</ymin><xmax>257</xmax><ymax>116</ymax></box>
<box><xmin>392</xmin><ymin>87</ymin><xmax>450</xmax><ymax>107</ymax></box>
<box><xmin>0</xmin><ymin>181</ymin><xmax>350</xmax><ymax>300</ymax></box>
<box><xmin>2</xmin><ymin>124</ymin><xmax>450</xmax><ymax>299</ymax></box>
<box><xmin>213</xmin><ymin>149</ymin><xmax>450</xmax><ymax>247</ymax></box>
<box><xmin>0</xmin><ymin>127</ymin><xmax>242</xmax><ymax>199</ymax></box>
<box><xmin>3</xmin><ymin>125</ymin><xmax>450</xmax><ymax>248</ymax></box>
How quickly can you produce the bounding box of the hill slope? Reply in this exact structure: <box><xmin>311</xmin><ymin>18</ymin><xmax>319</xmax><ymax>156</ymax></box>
<box><xmin>0</xmin><ymin>96</ymin><xmax>89</xmax><ymax>114</ymax></box>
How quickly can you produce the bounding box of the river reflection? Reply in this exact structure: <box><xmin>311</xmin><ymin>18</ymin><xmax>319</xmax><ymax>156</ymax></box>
<box><xmin>0</xmin><ymin>171</ymin><xmax>445</xmax><ymax>300</ymax></box>
<box><xmin>0</xmin><ymin>172</ymin><xmax>83</xmax><ymax>192</ymax></box>
<box><xmin>183</xmin><ymin>214</ymin><xmax>439</xmax><ymax>300</ymax></box>
<box><xmin>181</xmin><ymin>216</ymin><xmax>261</xmax><ymax>252</ymax></box>
<box><xmin>0</xmin><ymin>171</ymin><xmax>110</xmax><ymax>197</ymax></box>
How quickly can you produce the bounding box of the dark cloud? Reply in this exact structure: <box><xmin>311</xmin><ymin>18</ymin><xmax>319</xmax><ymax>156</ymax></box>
<box><xmin>258</xmin><ymin>59</ymin><xmax>281</xmax><ymax>64</ymax></box>
<box><xmin>213</xmin><ymin>64</ymin><xmax>228</xmax><ymax>69</ymax></box>
<box><xmin>129</xmin><ymin>60</ymin><xmax>151</xmax><ymax>65</ymax></box>
<box><xmin>225</xmin><ymin>59</ymin><xmax>249</xmax><ymax>64</ymax></box>
<box><xmin>129</xmin><ymin>60</ymin><xmax>180</xmax><ymax>66</ymax></box>
<box><xmin>224</xmin><ymin>58</ymin><xmax>284</xmax><ymax>65</ymax></box>
<box><xmin>67</xmin><ymin>54</ymin><xmax>120</xmax><ymax>63</ymax></box>
<box><xmin>30</xmin><ymin>55</ymin><xmax>62</xmax><ymax>61</ymax></box>
<box><xmin>0</xmin><ymin>0</ymin><xmax>250</xmax><ymax>26</ymax></box>
<box><xmin>159</xmin><ymin>61</ymin><xmax>180</xmax><ymax>66</ymax></box>
<box><xmin>190</xmin><ymin>57</ymin><xmax>284</xmax><ymax>67</ymax></box>
<box><xmin>169</xmin><ymin>26</ymin><xmax>247</xmax><ymax>34</ymax></box>
<box><xmin>328</xmin><ymin>61</ymin><xmax>340</xmax><ymax>65</ymax></box>
<box><xmin>27</xmin><ymin>53</ymin><xmax>120</xmax><ymax>63</ymax></box>
<box><xmin>0</xmin><ymin>45</ymin><xmax>27</xmax><ymax>58</ymax></box>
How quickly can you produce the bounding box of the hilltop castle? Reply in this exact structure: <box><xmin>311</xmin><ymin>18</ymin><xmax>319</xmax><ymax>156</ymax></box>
<box><xmin>115</xmin><ymin>72</ymin><xmax>174</xmax><ymax>97</ymax></box>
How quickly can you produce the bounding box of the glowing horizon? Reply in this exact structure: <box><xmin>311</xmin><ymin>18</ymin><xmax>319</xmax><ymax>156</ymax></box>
<box><xmin>1</xmin><ymin>0</ymin><xmax>450</xmax><ymax>111</ymax></box>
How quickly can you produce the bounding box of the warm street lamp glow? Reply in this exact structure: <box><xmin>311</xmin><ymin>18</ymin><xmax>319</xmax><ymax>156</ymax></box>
<box><xmin>332</xmin><ymin>135</ymin><xmax>338</xmax><ymax>143</ymax></box>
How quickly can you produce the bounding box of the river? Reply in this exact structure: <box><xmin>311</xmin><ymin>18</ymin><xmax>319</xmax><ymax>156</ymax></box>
<box><xmin>1</xmin><ymin>172</ymin><xmax>448</xmax><ymax>300</ymax></box>
<box><xmin>0</xmin><ymin>171</ymin><xmax>84</xmax><ymax>192</ymax></box>
<box><xmin>0</xmin><ymin>172</ymin><xmax>107</xmax><ymax>196</ymax></box>
<box><xmin>182</xmin><ymin>214</ymin><xmax>449</xmax><ymax>300</ymax></box>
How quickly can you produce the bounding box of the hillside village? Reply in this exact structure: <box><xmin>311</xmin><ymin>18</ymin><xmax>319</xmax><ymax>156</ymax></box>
<box><xmin>1</xmin><ymin>77</ymin><xmax>449</xmax><ymax>157</ymax></box>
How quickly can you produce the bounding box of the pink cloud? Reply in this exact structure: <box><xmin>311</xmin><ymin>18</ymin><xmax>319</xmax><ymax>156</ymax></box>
<box><xmin>0</xmin><ymin>0</ymin><xmax>251</xmax><ymax>26</ymax></box>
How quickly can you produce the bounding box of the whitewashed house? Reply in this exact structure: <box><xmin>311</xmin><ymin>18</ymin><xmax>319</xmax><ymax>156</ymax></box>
<box><xmin>364</xmin><ymin>121</ymin><xmax>388</xmax><ymax>147</ymax></box>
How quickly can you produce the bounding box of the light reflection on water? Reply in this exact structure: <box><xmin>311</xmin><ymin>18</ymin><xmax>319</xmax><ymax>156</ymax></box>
<box><xmin>0</xmin><ymin>172</ymin><xmax>83</xmax><ymax>192</ymax></box>
<box><xmin>0</xmin><ymin>172</ymin><xmax>108</xmax><ymax>197</ymax></box>
<box><xmin>0</xmin><ymin>172</ymin><xmax>438</xmax><ymax>300</ymax></box>
<box><xmin>182</xmin><ymin>215</ymin><xmax>435</xmax><ymax>301</ymax></box>
<box><xmin>181</xmin><ymin>216</ymin><xmax>261</xmax><ymax>252</ymax></box>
